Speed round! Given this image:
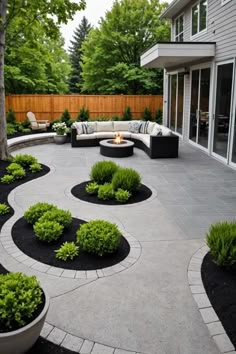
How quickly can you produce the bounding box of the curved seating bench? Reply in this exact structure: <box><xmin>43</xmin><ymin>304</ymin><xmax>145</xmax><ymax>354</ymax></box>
<box><xmin>8</xmin><ymin>133</ymin><xmax>56</xmax><ymax>153</ymax></box>
<box><xmin>71</xmin><ymin>121</ymin><xmax>179</xmax><ymax>158</ymax></box>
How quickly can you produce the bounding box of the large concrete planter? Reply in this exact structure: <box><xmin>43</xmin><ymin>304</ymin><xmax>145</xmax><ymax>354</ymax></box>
<box><xmin>0</xmin><ymin>289</ymin><xmax>50</xmax><ymax>354</ymax></box>
<box><xmin>54</xmin><ymin>134</ymin><xmax>67</xmax><ymax>144</ymax></box>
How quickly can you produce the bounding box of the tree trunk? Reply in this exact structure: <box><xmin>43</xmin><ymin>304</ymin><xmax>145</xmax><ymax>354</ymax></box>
<box><xmin>0</xmin><ymin>0</ymin><xmax>8</xmax><ymax>160</ymax></box>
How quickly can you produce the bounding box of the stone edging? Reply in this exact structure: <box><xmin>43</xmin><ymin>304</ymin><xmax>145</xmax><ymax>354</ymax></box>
<box><xmin>41</xmin><ymin>322</ymin><xmax>146</xmax><ymax>354</ymax></box>
<box><xmin>188</xmin><ymin>245</ymin><xmax>236</xmax><ymax>354</ymax></box>
<box><xmin>8</xmin><ymin>133</ymin><xmax>55</xmax><ymax>153</ymax></box>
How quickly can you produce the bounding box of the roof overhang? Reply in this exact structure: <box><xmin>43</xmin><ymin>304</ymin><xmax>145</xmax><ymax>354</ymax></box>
<box><xmin>140</xmin><ymin>42</ymin><xmax>216</xmax><ymax>70</ymax></box>
<box><xmin>160</xmin><ymin>0</ymin><xmax>190</xmax><ymax>19</ymax></box>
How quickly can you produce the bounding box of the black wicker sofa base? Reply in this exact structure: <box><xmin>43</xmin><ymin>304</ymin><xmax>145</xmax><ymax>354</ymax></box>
<box><xmin>71</xmin><ymin>128</ymin><xmax>179</xmax><ymax>158</ymax></box>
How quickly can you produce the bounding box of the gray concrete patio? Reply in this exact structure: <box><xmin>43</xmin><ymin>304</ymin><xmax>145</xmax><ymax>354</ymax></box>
<box><xmin>1</xmin><ymin>140</ymin><xmax>236</xmax><ymax>354</ymax></box>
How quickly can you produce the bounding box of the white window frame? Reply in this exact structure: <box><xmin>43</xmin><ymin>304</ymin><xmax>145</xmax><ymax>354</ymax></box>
<box><xmin>191</xmin><ymin>0</ymin><xmax>207</xmax><ymax>38</ymax></box>
<box><xmin>221</xmin><ymin>0</ymin><xmax>232</xmax><ymax>5</ymax></box>
<box><xmin>174</xmin><ymin>14</ymin><xmax>184</xmax><ymax>42</ymax></box>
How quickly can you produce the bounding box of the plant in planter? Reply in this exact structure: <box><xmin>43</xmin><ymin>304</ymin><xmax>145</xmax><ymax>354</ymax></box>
<box><xmin>52</xmin><ymin>122</ymin><xmax>68</xmax><ymax>144</ymax></box>
<box><xmin>0</xmin><ymin>272</ymin><xmax>49</xmax><ymax>354</ymax></box>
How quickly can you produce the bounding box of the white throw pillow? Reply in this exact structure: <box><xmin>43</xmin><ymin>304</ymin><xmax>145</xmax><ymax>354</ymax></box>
<box><xmin>139</xmin><ymin>121</ymin><xmax>149</xmax><ymax>134</ymax></box>
<box><xmin>72</xmin><ymin>122</ymin><xmax>83</xmax><ymax>135</ymax></box>
<box><xmin>147</xmin><ymin>122</ymin><xmax>156</xmax><ymax>135</ymax></box>
<box><xmin>150</xmin><ymin>124</ymin><xmax>163</xmax><ymax>136</ymax></box>
<box><xmin>96</xmin><ymin>121</ymin><xmax>113</xmax><ymax>132</ymax></box>
<box><xmin>161</xmin><ymin>126</ymin><xmax>172</xmax><ymax>136</ymax></box>
<box><xmin>86</xmin><ymin>122</ymin><xmax>97</xmax><ymax>134</ymax></box>
<box><xmin>128</xmin><ymin>121</ymin><xmax>141</xmax><ymax>133</ymax></box>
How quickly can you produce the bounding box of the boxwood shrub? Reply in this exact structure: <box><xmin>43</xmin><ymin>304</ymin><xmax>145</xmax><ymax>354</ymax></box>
<box><xmin>55</xmin><ymin>242</ymin><xmax>79</xmax><ymax>261</ymax></box>
<box><xmin>112</xmin><ymin>168</ymin><xmax>141</xmax><ymax>193</ymax></box>
<box><xmin>6</xmin><ymin>163</ymin><xmax>23</xmax><ymax>174</ymax></box>
<box><xmin>0</xmin><ymin>174</ymin><xmax>15</xmax><ymax>184</ymax></box>
<box><xmin>11</xmin><ymin>167</ymin><xmax>26</xmax><ymax>180</ymax></box>
<box><xmin>77</xmin><ymin>220</ymin><xmax>122</xmax><ymax>256</ymax></box>
<box><xmin>98</xmin><ymin>183</ymin><xmax>114</xmax><ymax>200</ymax></box>
<box><xmin>38</xmin><ymin>208</ymin><xmax>72</xmax><ymax>228</ymax></box>
<box><xmin>29</xmin><ymin>163</ymin><xmax>42</xmax><ymax>173</ymax></box>
<box><xmin>207</xmin><ymin>221</ymin><xmax>236</xmax><ymax>266</ymax></box>
<box><xmin>24</xmin><ymin>202</ymin><xmax>57</xmax><ymax>224</ymax></box>
<box><xmin>34</xmin><ymin>220</ymin><xmax>64</xmax><ymax>242</ymax></box>
<box><xmin>12</xmin><ymin>154</ymin><xmax>38</xmax><ymax>168</ymax></box>
<box><xmin>90</xmin><ymin>160</ymin><xmax>118</xmax><ymax>184</ymax></box>
<box><xmin>0</xmin><ymin>272</ymin><xmax>43</xmax><ymax>330</ymax></box>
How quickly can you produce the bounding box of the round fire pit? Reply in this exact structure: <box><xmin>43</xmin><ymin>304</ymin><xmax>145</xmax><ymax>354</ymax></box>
<box><xmin>100</xmin><ymin>139</ymin><xmax>134</xmax><ymax>157</ymax></box>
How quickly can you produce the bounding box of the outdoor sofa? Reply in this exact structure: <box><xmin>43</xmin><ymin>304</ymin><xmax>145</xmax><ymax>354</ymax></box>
<box><xmin>71</xmin><ymin>121</ymin><xmax>179</xmax><ymax>158</ymax></box>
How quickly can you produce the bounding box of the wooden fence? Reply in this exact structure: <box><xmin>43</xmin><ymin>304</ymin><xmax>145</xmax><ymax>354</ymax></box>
<box><xmin>5</xmin><ymin>94</ymin><xmax>163</xmax><ymax>122</ymax></box>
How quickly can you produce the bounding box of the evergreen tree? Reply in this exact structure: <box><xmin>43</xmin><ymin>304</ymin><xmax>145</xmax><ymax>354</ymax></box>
<box><xmin>69</xmin><ymin>17</ymin><xmax>92</xmax><ymax>93</ymax></box>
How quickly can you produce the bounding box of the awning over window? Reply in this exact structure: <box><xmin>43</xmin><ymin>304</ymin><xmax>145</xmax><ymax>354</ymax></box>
<box><xmin>141</xmin><ymin>42</ymin><xmax>215</xmax><ymax>70</ymax></box>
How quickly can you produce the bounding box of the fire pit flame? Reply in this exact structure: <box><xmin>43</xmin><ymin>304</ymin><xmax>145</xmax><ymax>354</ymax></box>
<box><xmin>114</xmin><ymin>132</ymin><xmax>123</xmax><ymax>144</ymax></box>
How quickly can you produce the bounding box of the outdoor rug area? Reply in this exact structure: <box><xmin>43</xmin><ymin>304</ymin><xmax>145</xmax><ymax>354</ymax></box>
<box><xmin>202</xmin><ymin>252</ymin><xmax>236</xmax><ymax>348</ymax></box>
<box><xmin>71</xmin><ymin>181</ymin><xmax>152</xmax><ymax>205</ymax></box>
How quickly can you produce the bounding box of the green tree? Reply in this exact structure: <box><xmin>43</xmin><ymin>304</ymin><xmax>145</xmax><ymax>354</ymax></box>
<box><xmin>0</xmin><ymin>0</ymin><xmax>86</xmax><ymax>160</ymax></box>
<box><xmin>81</xmin><ymin>0</ymin><xmax>170</xmax><ymax>94</ymax></box>
<box><xmin>69</xmin><ymin>16</ymin><xmax>91</xmax><ymax>93</ymax></box>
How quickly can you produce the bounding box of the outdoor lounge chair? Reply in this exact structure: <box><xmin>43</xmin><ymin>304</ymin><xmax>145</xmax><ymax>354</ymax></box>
<box><xmin>27</xmin><ymin>111</ymin><xmax>50</xmax><ymax>131</ymax></box>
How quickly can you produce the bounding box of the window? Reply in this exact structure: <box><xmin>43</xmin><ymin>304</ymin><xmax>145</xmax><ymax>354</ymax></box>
<box><xmin>191</xmin><ymin>0</ymin><xmax>207</xmax><ymax>36</ymax></box>
<box><xmin>175</xmin><ymin>15</ymin><xmax>184</xmax><ymax>42</ymax></box>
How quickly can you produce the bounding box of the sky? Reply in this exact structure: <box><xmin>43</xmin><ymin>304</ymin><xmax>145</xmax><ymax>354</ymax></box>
<box><xmin>60</xmin><ymin>0</ymin><xmax>172</xmax><ymax>50</ymax></box>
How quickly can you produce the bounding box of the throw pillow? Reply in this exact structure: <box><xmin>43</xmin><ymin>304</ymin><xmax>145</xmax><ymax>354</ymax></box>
<box><xmin>128</xmin><ymin>121</ymin><xmax>141</xmax><ymax>133</ymax></box>
<box><xmin>139</xmin><ymin>121</ymin><xmax>149</xmax><ymax>134</ymax></box>
<box><xmin>150</xmin><ymin>124</ymin><xmax>162</xmax><ymax>136</ymax></box>
<box><xmin>72</xmin><ymin>122</ymin><xmax>83</xmax><ymax>135</ymax></box>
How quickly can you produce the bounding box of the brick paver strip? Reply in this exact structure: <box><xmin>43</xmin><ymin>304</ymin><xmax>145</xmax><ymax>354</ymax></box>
<box><xmin>188</xmin><ymin>245</ymin><xmax>236</xmax><ymax>353</ymax></box>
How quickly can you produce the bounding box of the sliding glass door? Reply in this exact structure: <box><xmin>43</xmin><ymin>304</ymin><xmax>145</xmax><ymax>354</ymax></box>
<box><xmin>189</xmin><ymin>67</ymin><xmax>211</xmax><ymax>149</ymax></box>
<box><xmin>169</xmin><ymin>73</ymin><xmax>184</xmax><ymax>135</ymax></box>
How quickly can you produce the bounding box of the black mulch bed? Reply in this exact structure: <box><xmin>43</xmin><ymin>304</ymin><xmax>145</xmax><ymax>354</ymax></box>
<box><xmin>0</xmin><ymin>161</ymin><xmax>50</xmax><ymax>231</ymax></box>
<box><xmin>71</xmin><ymin>181</ymin><xmax>152</xmax><ymax>206</ymax></box>
<box><xmin>12</xmin><ymin>217</ymin><xmax>130</xmax><ymax>270</ymax></box>
<box><xmin>0</xmin><ymin>265</ymin><xmax>77</xmax><ymax>354</ymax></box>
<box><xmin>201</xmin><ymin>252</ymin><xmax>236</xmax><ymax>348</ymax></box>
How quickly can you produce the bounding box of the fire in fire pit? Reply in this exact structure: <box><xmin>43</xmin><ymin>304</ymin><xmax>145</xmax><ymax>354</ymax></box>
<box><xmin>114</xmin><ymin>132</ymin><xmax>123</xmax><ymax>144</ymax></box>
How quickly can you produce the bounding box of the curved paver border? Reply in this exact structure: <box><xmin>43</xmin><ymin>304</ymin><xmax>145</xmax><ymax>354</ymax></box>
<box><xmin>188</xmin><ymin>245</ymin><xmax>236</xmax><ymax>354</ymax></box>
<box><xmin>8</xmin><ymin>132</ymin><xmax>56</xmax><ymax>153</ymax></box>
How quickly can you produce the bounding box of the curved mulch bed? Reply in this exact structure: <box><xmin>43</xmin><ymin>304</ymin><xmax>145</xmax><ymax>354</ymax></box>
<box><xmin>0</xmin><ymin>161</ymin><xmax>50</xmax><ymax>231</ymax></box>
<box><xmin>201</xmin><ymin>252</ymin><xmax>236</xmax><ymax>348</ymax></box>
<box><xmin>71</xmin><ymin>181</ymin><xmax>152</xmax><ymax>205</ymax></box>
<box><xmin>12</xmin><ymin>217</ymin><xmax>130</xmax><ymax>270</ymax></box>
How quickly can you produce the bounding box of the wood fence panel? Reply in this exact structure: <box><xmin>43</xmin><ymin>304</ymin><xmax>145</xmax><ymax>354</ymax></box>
<box><xmin>5</xmin><ymin>95</ymin><xmax>163</xmax><ymax>122</ymax></box>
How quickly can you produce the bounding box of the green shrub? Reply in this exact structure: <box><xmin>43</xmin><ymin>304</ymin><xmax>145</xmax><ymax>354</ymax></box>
<box><xmin>111</xmin><ymin>115</ymin><xmax>119</xmax><ymax>121</ymax></box>
<box><xmin>7</xmin><ymin>123</ymin><xmax>17</xmax><ymax>136</ymax></box>
<box><xmin>21</xmin><ymin>128</ymin><xmax>31</xmax><ymax>134</ymax></box>
<box><xmin>24</xmin><ymin>202</ymin><xmax>57</xmax><ymax>224</ymax></box>
<box><xmin>12</xmin><ymin>154</ymin><xmax>38</xmax><ymax>168</ymax></box>
<box><xmin>121</xmin><ymin>106</ymin><xmax>132</xmax><ymax>121</ymax></box>
<box><xmin>0</xmin><ymin>203</ymin><xmax>10</xmax><ymax>215</ymax></box>
<box><xmin>206</xmin><ymin>221</ymin><xmax>236</xmax><ymax>266</ymax></box>
<box><xmin>142</xmin><ymin>107</ymin><xmax>152</xmax><ymax>121</ymax></box>
<box><xmin>112</xmin><ymin>168</ymin><xmax>141</xmax><ymax>193</ymax></box>
<box><xmin>21</xmin><ymin>119</ymin><xmax>31</xmax><ymax>128</ymax></box>
<box><xmin>29</xmin><ymin>163</ymin><xmax>42</xmax><ymax>173</ymax></box>
<box><xmin>98</xmin><ymin>183</ymin><xmax>114</xmax><ymax>200</ymax></box>
<box><xmin>77</xmin><ymin>220</ymin><xmax>122</xmax><ymax>256</ymax></box>
<box><xmin>155</xmin><ymin>108</ymin><xmax>163</xmax><ymax>124</ymax></box>
<box><xmin>67</xmin><ymin>119</ymin><xmax>76</xmax><ymax>127</ymax></box>
<box><xmin>90</xmin><ymin>160</ymin><xmax>118</xmax><ymax>184</ymax></box>
<box><xmin>1</xmin><ymin>174</ymin><xmax>15</xmax><ymax>184</ymax></box>
<box><xmin>61</xmin><ymin>108</ymin><xmax>71</xmax><ymax>124</ymax></box>
<box><xmin>85</xmin><ymin>182</ymin><xmax>100</xmax><ymax>195</ymax></box>
<box><xmin>77</xmin><ymin>107</ymin><xmax>89</xmax><ymax>121</ymax></box>
<box><xmin>0</xmin><ymin>272</ymin><xmax>43</xmax><ymax>330</ymax></box>
<box><xmin>55</xmin><ymin>242</ymin><xmax>79</xmax><ymax>261</ymax></box>
<box><xmin>6</xmin><ymin>163</ymin><xmax>22</xmax><ymax>174</ymax></box>
<box><xmin>38</xmin><ymin>208</ymin><xmax>72</xmax><ymax>228</ymax></box>
<box><xmin>115</xmin><ymin>189</ymin><xmax>131</xmax><ymax>203</ymax></box>
<box><xmin>6</xmin><ymin>108</ymin><xmax>16</xmax><ymax>124</ymax></box>
<box><xmin>11</xmin><ymin>168</ymin><xmax>26</xmax><ymax>180</ymax></box>
<box><xmin>34</xmin><ymin>220</ymin><xmax>64</xmax><ymax>242</ymax></box>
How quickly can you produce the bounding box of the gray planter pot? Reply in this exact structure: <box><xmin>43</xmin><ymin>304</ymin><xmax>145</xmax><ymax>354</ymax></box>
<box><xmin>0</xmin><ymin>289</ymin><xmax>50</xmax><ymax>354</ymax></box>
<box><xmin>54</xmin><ymin>134</ymin><xmax>67</xmax><ymax>144</ymax></box>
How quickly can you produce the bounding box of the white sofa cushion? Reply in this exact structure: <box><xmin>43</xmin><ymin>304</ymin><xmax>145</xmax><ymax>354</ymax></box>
<box><xmin>76</xmin><ymin>134</ymin><xmax>96</xmax><ymax>140</ymax></box>
<box><xmin>128</xmin><ymin>121</ymin><xmax>141</xmax><ymax>133</ymax></box>
<box><xmin>96</xmin><ymin>121</ymin><xmax>113</xmax><ymax>132</ymax></box>
<box><xmin>131</xmin><ymin>133</ymin><xmax>150</xmax><ymax>148</ymax></box>
<box><xmin>150</xmin><ymin>124</ymin><xmax>163</xmax><ymax>136</ymax></box>
<box><xmin>115</xmin><ymin>131</ymin><xmax>131</xmax><ymax>138</ymax></box>
<box><xmin>161</xmin><ymin>126</ymin><xmax>172</xmax><ymax>136</ymax></box>
<box><xmin>95</xmin><ymin>132</ymin><xmax>115</xmax><ymax>139</ymax></box>
<box><xmin>147</xmin><ymin>122</ymin><xmax>156</xmax><ymax>134</ymax></box>
<box><xmin>113</xmin><ymin>121</ymin><xmax>129</xmax><ymax>131</ymax></box>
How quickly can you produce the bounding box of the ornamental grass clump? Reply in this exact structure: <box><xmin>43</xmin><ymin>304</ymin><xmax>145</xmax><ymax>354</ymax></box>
<box><xmin>24</xmin><ymin>202</ymin><xmax>57</xmax><ymax>224</ymax></box>
<box><xmin>38</xmin><ymin>209</ymin><xmax>72</xmax><ymax>228</ymax></box>
<box><xmin>98</xmin><ymin>183</ymin><xmax>114</xmax><ymax>200</ymax></box>
<box><xmin>206</xmin><ymin>221</ymin><xmax>236</xmax><ymax>267</ymax></box>
<box><xmin>85</xmin><ymin>181</ymin><xmax>100</xmax><ymax>195</ymax></box>
<box><xmin>0</xmin><ymin>273</ymin><xmax>43</xmax><ymax>331</ymax></box>
<box><xmin>90</xmin><ymin>160</ymin><xmax>118</xmax><ymax>184</ymax></box>
<box><xmin>0</xmin><ymin>174</ymin><xmax>14</xmax><ymax>184</ymax></box>
<box><xmin>34</xmin><ymin>220</ymin><xmax>64</xmax><ymax>242</ymax></box>
<box><xmin>115</xmin><ymin>189</ymin><xmax>131</xmax><ymax>203</ymax></box>
<box><xmin>0</xmin><ymin>203</ymin><xmax>10</xmax><ymax>215</ymax></box>
<box><xmin>77</xmin><ymin>220</ymin><xmax>122</xmax><ymax>256</ymax></box>
<box><xmin>29</xmin><ymin>163</ymin><xmax>42</xmax><ymax>173</ymax></box>
<box><xmin>112</xmin><ymin>168</ymin><xmax>141</xmax><ymax>193</ymax></box>
<box><xmin>55</xmin><ymin>242</ymin><xmax>79</xmax><ymax>261</ymax></box>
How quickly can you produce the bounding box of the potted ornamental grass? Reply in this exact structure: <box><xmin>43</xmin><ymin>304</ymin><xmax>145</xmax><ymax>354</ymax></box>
<box><xmin>52</xmin><ymin>122</ymin><xmax>68</xmax><ymax>144</ymax></box>
<box><xmin>0</xmin><ymin>272</ymin><xmax>50</xmax><ymax>354</ymax></box>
